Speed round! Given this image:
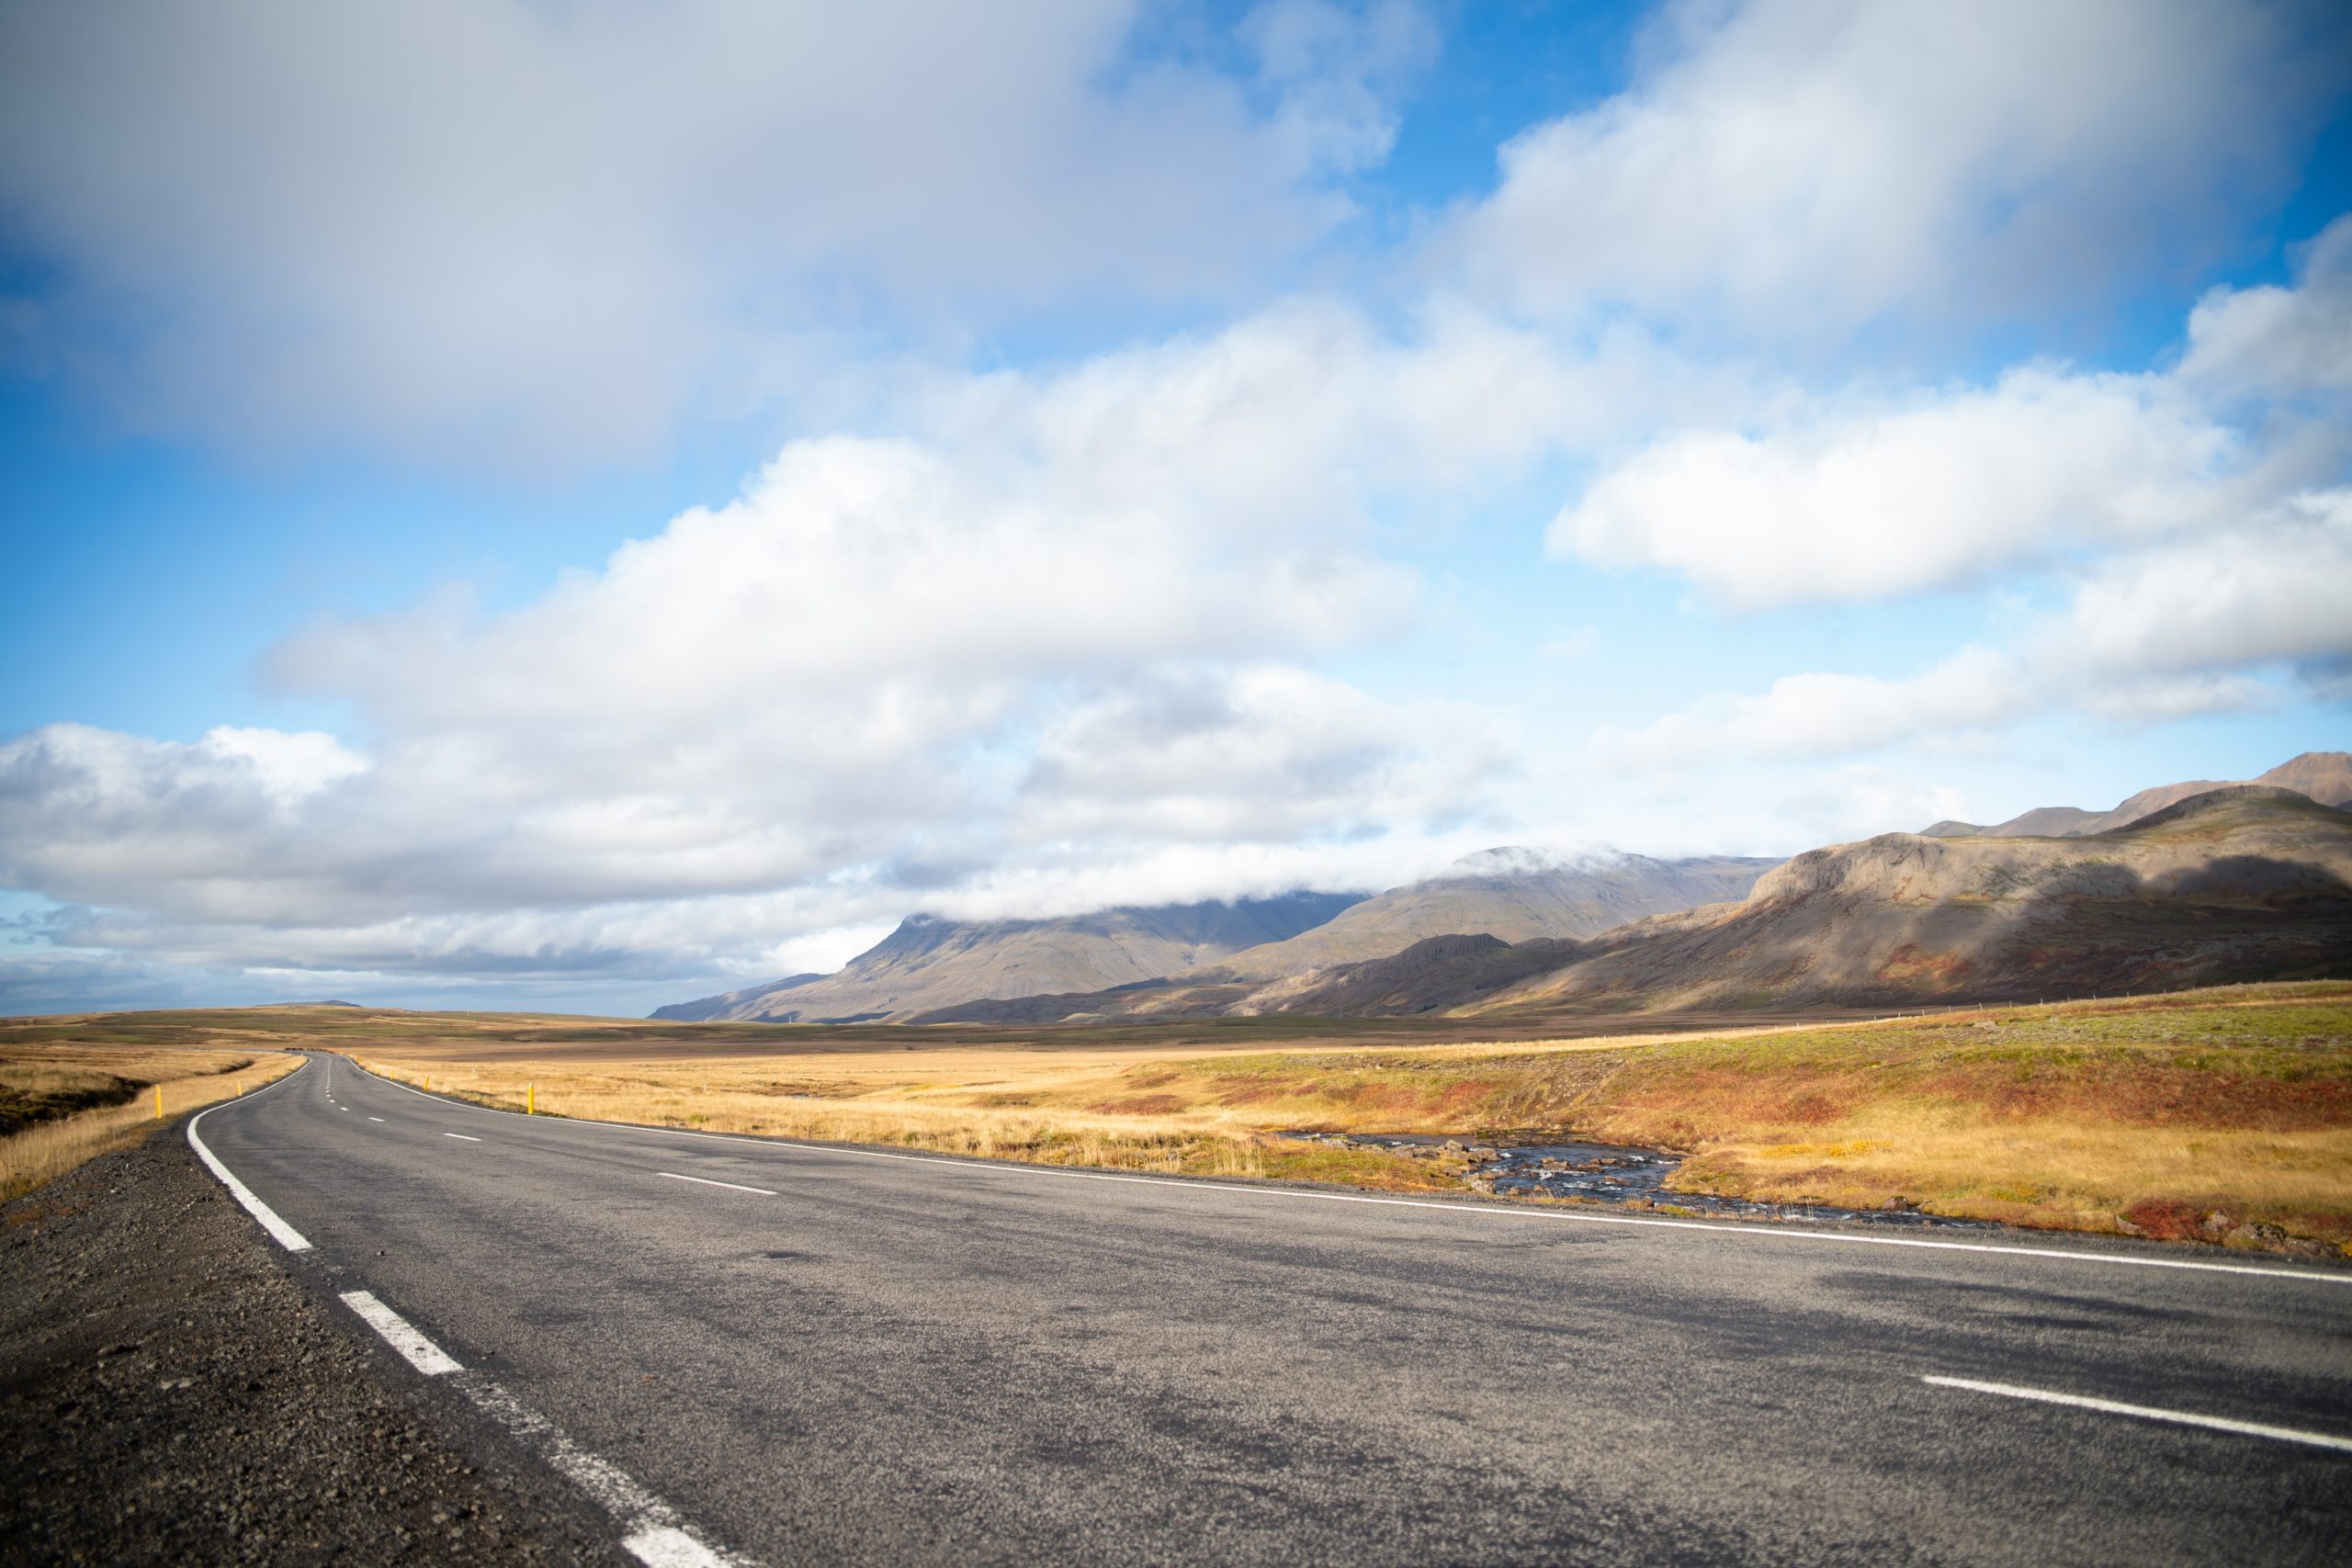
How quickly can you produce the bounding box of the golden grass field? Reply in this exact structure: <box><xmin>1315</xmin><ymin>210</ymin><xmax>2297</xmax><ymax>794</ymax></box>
<box><xmin>5</xmin><ymin>983</ymin><xmax>2348</xmax><ymax>1254</ymax></box>
<box><xmin>0</xmin><ymin>1032</ymin><xmax>302</xmax><ymax>1203</ymax></box>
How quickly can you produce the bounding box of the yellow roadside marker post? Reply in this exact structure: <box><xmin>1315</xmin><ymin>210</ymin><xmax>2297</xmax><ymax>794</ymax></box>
<box><xmin>528</xmin><ymin>1084</ymin><xmax>536</xmax><ymax>1115</ymax></box>
<box><xmin>154</xmin><ymin>1086</ymin><xmax>163</xmax><ymax>1120</ymax></box>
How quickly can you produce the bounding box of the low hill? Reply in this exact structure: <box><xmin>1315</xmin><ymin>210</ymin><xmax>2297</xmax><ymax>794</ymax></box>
<box><xmin>1923</xmin><ymin>750</ymin><xmax>2350</xmax><ymax>838</ymax></box>
<box><xmin>1265</xmin><ymin>786</ymin><xmax>2352</xmax><ymax>1019</ymax></box>
<box><xmin>655</xmin><ymin>894</ymin><xmax>1363</xmax><ymax>1023</ymax></box>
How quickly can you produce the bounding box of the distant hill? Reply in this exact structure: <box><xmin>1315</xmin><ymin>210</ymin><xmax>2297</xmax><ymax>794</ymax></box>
<box><xmin>1262</xmin><ymin>786</ymin><xmax>2352</xmax><ymax>1018</ymax></box>
<box><xmin>1204</xmin><ymin>849</ymin><xmax>1779</xmax><ymax>980</ymax></box>
<box><xmin>653</xmin><ymin>894</ymin><xmax>1363</xmax><ymax>1023</ymax></box>
<box><xmin>1923</xmin><ymin>751</ymin><xmax>2351</xmax><ymax>839</ymax></box>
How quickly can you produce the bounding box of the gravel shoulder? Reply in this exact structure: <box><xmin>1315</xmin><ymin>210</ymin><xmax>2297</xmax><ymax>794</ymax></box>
<box><xmin>0</xmin><ymin>1122</ymin><xmax>620</xmax><ymax>1565</ymax></box>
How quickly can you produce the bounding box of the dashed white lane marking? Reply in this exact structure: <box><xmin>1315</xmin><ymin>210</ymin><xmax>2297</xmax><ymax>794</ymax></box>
<box><xmin>1924</xmin><ymin>1376</ymin><xmax>2352</xmax><ymax>1452</ymax></box>
<box><xmin>341</xmin><ymin>1290</ymin><xmax>463</xmax><ymax>1376</ymax></box>
<box><xmin>187</xmin><ymin>1071</ymin><xmax>314</xmax><ymax>1252</ymax></box>
<box><xmin>370</xmin><ymin>1116</ymin><xmax>387</xmax><ymax>1122</ymax></box>
<box><xmin>622</xmin><ymin>1524</ymin><xmax>736</xmax><ymax>1567</ymax></box>
<box><xmin>658</xmin><ymin>1171</ymin><xmax>777</xmax><ymax>1196</ymax></box>
<box><xmin>443</xmin><ymin>1132</ymin><xmax>482</xmax><ymax>1142</ymax></box>
<box><xmin>344</xmin><ymin>1057</ymin><xmax>2352</xmax><ymax>1288</ymax></box>
<box><xmin>457</xmin><ymin>1376</ymin><xmax>749</xmax><ymax>1565</ymax></box>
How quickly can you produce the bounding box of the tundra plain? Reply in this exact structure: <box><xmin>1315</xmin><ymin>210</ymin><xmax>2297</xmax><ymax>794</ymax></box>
<box><xmin>8</xmin><ymin>983</ymin><xmax>2347</xmax><ymax>1255</ymax></box>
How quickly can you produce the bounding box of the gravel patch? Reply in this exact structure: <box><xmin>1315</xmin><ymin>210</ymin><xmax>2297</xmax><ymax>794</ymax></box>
<box><xmin>0</xmin><ymin>1125</ymin><xmax>623</xmax><ymax>1564</ymax></box>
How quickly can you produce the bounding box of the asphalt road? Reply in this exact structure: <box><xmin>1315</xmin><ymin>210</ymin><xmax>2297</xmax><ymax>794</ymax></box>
<box><xmin>195</xmin><ymin>1054</ymin><xmax>2352</xmax><ymax>1566</ymax></box>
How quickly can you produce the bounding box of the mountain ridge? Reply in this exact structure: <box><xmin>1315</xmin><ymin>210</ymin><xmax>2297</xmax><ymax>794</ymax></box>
<box><xmin>1922</xmin><ymin>750</ymin><xmax>2350</xmax><ymax>839</ymax></box>
<box><xmin>1258</xmin><ymin>786</ymin><xmax>2352</xmax><ymax>1019</ymax></box>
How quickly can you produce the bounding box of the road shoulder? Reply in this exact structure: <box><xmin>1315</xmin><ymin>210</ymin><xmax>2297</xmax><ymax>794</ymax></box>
<box><xmin>0</xmin><ymin>1123</ymin><xmax>619</xmax><ymax>1565</ymax></box>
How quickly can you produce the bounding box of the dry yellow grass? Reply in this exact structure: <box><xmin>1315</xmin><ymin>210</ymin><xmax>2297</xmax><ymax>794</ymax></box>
<box><xmin>349</xmin><ymin>982</ymin><xmax>2352</xmax><ymax>1248</ymax></box>
<box><xmin>348</xmin><ymin>1055</ymin><xmax>1470</xmax><ymax>1189</ymax></box>
<box><xmin>11</xmin><ymin>983</ymin><xmax>2347</xmax><ymax>1247</ymax></box>
<box><xmin>0</xmin><ymin>1041</ymin><xmax>303</xmax><ymax>1202</ymax></box>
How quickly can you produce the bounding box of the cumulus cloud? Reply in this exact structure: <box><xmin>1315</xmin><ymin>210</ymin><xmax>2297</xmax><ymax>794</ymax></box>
<box><xmin>1452</xmin><ymin>0</ymin><xmax>2342</xmax><ymax>339</ymax></box>
<box><xmin>1550</xmin><ymin>198</ymin><xmax>2352</xmax><ymax>613</ymax></box>
<box><xmin>1596</xmin><ymin>487</ymin><xmax>2351</xmax><ymax>770</ymax></box>
<box><xmin>0</xmin><ymin>0</ymin><xmax>1430</xmax><ymax>470</ymax></box>
<box><xmin>2178</xmin><ymin>214</ymin><xmax>2352</xmax><ymax>400</ymax></box>
<box><xmin>6</xmin><ymin>1</ymin><xmax>2346</xmax><ymax>1010</ymax></box>
<box><xmin>1550</xmin><ymin>367</ymin><xmax>2267</xmax><ymax>609</ymax></box>
<box><xmin>0</xmin><ymin>304</ymin><xmax>1584</xmax><ymax>986</ymax></box>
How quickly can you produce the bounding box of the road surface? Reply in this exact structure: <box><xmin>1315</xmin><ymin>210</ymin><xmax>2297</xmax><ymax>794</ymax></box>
<box><xmin>191</xmin><ymin>1054</ymin><xmax>2352</xmax><ymax>1566</ymax></box>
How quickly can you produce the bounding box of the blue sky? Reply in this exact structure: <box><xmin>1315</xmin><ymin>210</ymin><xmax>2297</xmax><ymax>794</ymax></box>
<box><xmin>2</xmin><ymin>0</ymin><xmax>2347</xmax><ymax>1015</ymax></box>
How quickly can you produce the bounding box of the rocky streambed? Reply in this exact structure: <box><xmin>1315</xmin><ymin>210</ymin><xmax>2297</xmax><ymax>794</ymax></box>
<box><xmin>1282</xmin><ymin>1131</ymin><xmax>1984</xmax><ymax>1230</ymax></box>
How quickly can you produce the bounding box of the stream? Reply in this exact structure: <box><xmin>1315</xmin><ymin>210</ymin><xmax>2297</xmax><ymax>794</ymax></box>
<box><xmin>1280</xmin><ymin>1131</ymin><xmax>1987</xmax><ymax>1229</ymax></box>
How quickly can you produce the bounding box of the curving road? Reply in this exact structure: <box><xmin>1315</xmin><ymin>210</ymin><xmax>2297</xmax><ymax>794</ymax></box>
<box><xmin>191</xmin><ymin>1053</ymin><xmax>2352</xmax><ymax>1566</ymax></box>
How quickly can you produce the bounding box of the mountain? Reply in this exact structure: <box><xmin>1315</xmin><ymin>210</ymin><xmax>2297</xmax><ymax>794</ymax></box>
<box><xmin>907</xmin><ymin>850</ymin><xmax>1781</xmax><ymax>1025</ymax></box>
<box><xmin>1261</xmin><ymin>786</ymin><xmax>2352</xmax><ymax>1018</ymax></box>
<box><xmin>650</xmin><ymin>973</ymin><xmax>825</xmax><ymax>1022</ymax></box>
<box><xmin>653</xmin><ymin>893</ymin><xmax>1363</xmax><ymax>1022</ymax></box>
<box><xmin>1923</xmin><ymin>751</ymin><xmax>2352</xmax><ymax>839</ymax></box>
<box><xmin>1204</xmin><ymin>849</ymin><xmax>1779</xmax><ymax>980</ymax></box>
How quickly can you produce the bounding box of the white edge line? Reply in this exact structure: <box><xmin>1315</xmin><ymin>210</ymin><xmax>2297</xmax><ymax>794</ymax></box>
<box><xmin>337</xmin><ymin>1055</ymin><xmax>2351</xmax><ymax>1287</ymax></box>
<box><xmin>183</xmin><ymin>1057</ymin><xmax>753</xmax><ymax>1565</ymax></box>
<box><xmin>1924</xmin><ymin>1375</ymin><xmax>2352</xmax><ymax>1453</ymax></box>
<box><xmin>339</xmin><ymin>1289</ymin><xmax>463</xmax><ymax>1376</ymax></box>
<box><xmin>658</xmin><ymin>1171</ymin><xmax>777</xmax><ymax>1196</ymax></box>
<box><xmin>443</xmin><ymin>1132</ymin><xmax>482</xmax><ymax>1141</ymax></box>
<box><xmin>186</xmin><ymin>1062</ymin><xmax>313</xmax><ymax>1252</ymax></box>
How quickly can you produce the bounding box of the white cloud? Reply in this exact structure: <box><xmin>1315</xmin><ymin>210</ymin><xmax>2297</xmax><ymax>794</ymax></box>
<box><xmin>0</xmin><ymin>0</ymin><xmax>1428</xmax><ymax>470</ymax></box>
<box><xmin>1548</xmin><ymin>208</ymin><xmax>2352</xmax><ymax>614</ymax></box>
<box><xmin>1550</xmin><ymin>366</ymin><xmax>2265</xmax><ymax>608</ymax></box>
<box><xmin>0</xmin><ymin>302</ymin><xmax>1575</xmax><ymax>983</ymax></box>
<box><xmin>2065</xmin><ymin>490</ymin><xmax>2352</xmax><ymax>678</ymax></box>
<box><xmin>196</xmin><ymin>728</ymin><xmax>371</xmax><ymax>807</ymax></box>
<box><xmin>2179</xmin><ymin>215</ymin><xmax>2352</xmax><ymax>400</ymax></box>
<box><xmin>1595</xmin><ymin>646</ymin><xmax>2023</xmax><ymax>766</ymax></box>
<box><xmin>1452</xmin><ymin>0</ymin><xmax>2335</xmax><ymax>338</ymax></box>
<box><xmin>1590</xmin><ymin>485</ymin><xmax>2351</xmax><ymax>770</ymax></box>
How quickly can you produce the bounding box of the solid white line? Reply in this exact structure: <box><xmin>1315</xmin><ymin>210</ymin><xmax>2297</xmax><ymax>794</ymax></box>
<box><xmin>340</xmin><ymin>1290</ymin><xmax>463</xmax><ymax>1376</ymax></box>
<box><xmin>1924</xmin><ymin>1376</ymin><xmax>2352</xmax><ymax>1452</ymax></box>
<box><xmin>658</xmin><ymin>1171</ymin><xmax>777</xmax><ymax>1196</ymax></box>
<box><xmin>443</xmin><ymin>1132</ymin><xmax>482</xmax><ymax>1142</ymax></box>
<box><xmin>184</xmin><ymin>1056</ymin><xmax>754</xmax><ymax>1564</ymax></box>
<box><xmin>337</xmin><ymin>1055</ymin><xmax>2350</xmax><ymax>1287</ymax></box>
<box><xmin>186</xmin><ymin>1067</ymin><xmax>314</xmax><ymax>1252</ymax></box>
